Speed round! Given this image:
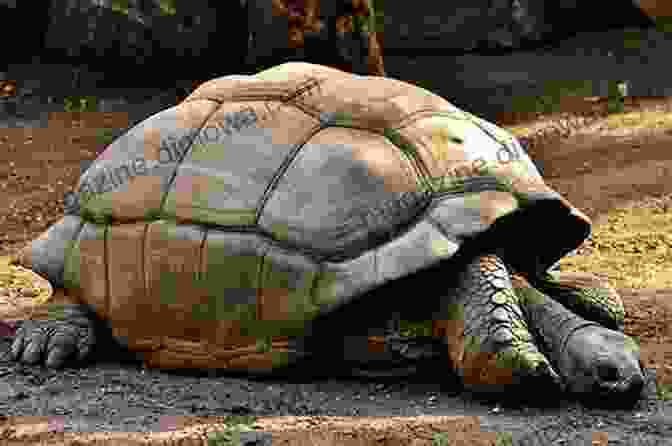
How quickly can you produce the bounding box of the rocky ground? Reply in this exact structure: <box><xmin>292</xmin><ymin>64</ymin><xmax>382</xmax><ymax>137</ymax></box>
<box><xmin>1</xmin><ymin>31</ymin><xmax>672</xmax><ymax>445</ymax></box>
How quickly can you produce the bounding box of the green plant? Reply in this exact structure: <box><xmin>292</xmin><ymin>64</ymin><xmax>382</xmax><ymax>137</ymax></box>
<box><xmin>509</xmin><ymin>79</ymin><xmax>594</xmax><ymax>116</ymax></box>
<box><xmin>372</xmin><ymin>0</ymin><xmax>384</xmax><ymax>32</ymax></box>
<box><xmin>110</xmin><ymin>0</ymin><xmax>176</xmax><ymax>16</ymax></box>
<box><xmin>207</xmin><ymin>415</ymin><xmax>258</xmax><ymax>446</ymax></box>
<box><xmin>207</xmin><ymin>425</ymin><xmax>252</xmax><ymax>446</ymax></box>
<box><xmin>606</xmin><ymin>80</ymin><xmax>628</xmax><ymax>114</ymax></box>
<box><xmin>432</xmin><ymin>431</ymin><xmax>451</xmax><ymax>446</ymax></box>
<box><xmin>622</xmin><ymin>28</ymin><xmax>644</xmax><ymax>50</ymax></box>
<box><xmin>221</xmin><ymin>415</ymin><xmax>258</xmax><ymax>428</ymax></box>
<box><xmin>495</xmin><ymin>432</ymin><xmax>514</xmax><ymax>446</ymax></box>
<box><xmin>508</xmin><ymin>78</ymin><xmax>630</xmax><ymax>117</ymax></box>
<box><xmin>97</xmin><ymin>128</ymin><xmax>119</xmax><ymax>148</ymax></box>
<box><xmin>654</xmin><ymin>16</ymin><xmax>672</xmax><ymax>34</ymax></box>
<box><xmin>109</xmin><ymin>0</ymin><xmax>131</xmax><ymax>15</ymax></box>
<box><xmin>399</xmin><ymin>319</ymin><xmax>433</xmax><ymax>337</ymax></box>
<box><xmin>63</xmin><ymin>95</ymin><xmax>98</xmax><ymax>113</ymax></box>
<box><xmin>431</xmin><ymin>431</ymin><xmax>515</xmax><ymax>446</ymax></box>
<box><xmin>156</xmin><ymin>0</ymin><xmax>177</xmax><ymax>15</ymax></box>
<box><xmin>656</xmin><ymin>382</ymin><xmax>672</xmax><ymax>401</ymax></box>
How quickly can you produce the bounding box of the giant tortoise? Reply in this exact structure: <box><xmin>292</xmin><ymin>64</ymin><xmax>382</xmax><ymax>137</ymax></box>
<box><xmin>7</xmin><ymin>62</ymin><xmax>644</xmax><ymax>406</ymax></box>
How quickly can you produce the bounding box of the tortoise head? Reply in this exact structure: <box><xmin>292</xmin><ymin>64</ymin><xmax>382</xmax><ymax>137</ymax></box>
<box><xmin>511</xmin><ymin>271</ymin><xmax>644</xmax><ymax>407</ymax></box>
<box><xmin>558</xmin><ymin>323</ymin><xmax>645</xmax><ymax>407</ymax></box>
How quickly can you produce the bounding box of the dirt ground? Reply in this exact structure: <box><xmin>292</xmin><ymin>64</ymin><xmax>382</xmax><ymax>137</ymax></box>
<box><xmin>1</xmin><ymin>69</ymin><xmax>672</xmax><ymax>444</ymax></box>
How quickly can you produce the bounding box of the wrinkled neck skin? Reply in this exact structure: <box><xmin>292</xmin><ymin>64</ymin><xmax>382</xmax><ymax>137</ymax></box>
<box><xmin>515</xmin><ymin>277</ymin><xmax>599</xmax><ymax>381</ymax></box>
<box><xmin>511</xmin><ymin>264</ymin><xmax>643</xmax><ymax>401</ymax></box>
<box><xmin>494</xmin><ymin>251</ymin><xmax>592</xmax><ymax>383</ymax></box>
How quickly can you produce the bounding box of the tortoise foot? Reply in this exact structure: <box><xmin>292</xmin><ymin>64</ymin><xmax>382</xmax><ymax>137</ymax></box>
<box><xmin>10</xmin><ymin>304</ymin><xmax>96</xmax><ymax>368</ymax></box>
<box><xmin>434</xmin><ymin>254</ymin><xmax>562</xmax><ymax>396</ymax></box>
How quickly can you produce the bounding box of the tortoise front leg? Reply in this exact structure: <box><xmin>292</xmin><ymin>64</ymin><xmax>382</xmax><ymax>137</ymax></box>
<box><xmin>10</xmin><ymin>301</ymin><xmax>97</xmax><ymax>368</ymax></box>
<box><xmin>432</xmin><ymin>254</ymin><xmax>562</xmax><ymax>397</ymax></box>
<box><xmin>8</xmin><ymin>213</ymin><xmax>99</xmax><ymax>368</ymax></box>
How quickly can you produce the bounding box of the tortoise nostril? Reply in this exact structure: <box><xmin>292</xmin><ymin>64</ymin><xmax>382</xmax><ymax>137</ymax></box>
<box><xmin>596</xmin><ymin>363</ymin><xmax>620</xmax><ymax>382</ymax></box>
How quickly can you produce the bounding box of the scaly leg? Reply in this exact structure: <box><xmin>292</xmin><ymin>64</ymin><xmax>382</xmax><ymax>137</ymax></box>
<box><xmin>432</xmin><ymin>254</ymin><xmax>562</xmax><ymax>396</ymax></box>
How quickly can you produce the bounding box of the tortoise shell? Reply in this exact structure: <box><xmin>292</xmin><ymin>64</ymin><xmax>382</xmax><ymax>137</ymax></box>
<box><xmin>18</xmin><ymin>62</ymin><xmax>590</xmax><ymax>372</ymax></box>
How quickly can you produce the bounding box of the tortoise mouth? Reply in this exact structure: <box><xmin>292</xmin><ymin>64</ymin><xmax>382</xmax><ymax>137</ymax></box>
<box><xmin>579</xmin><ymin>375</ymin><xmax>645</xmax><ymax>408</ymax></box>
